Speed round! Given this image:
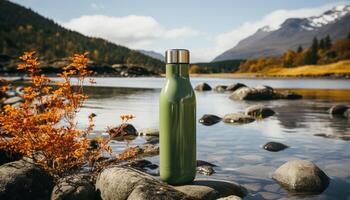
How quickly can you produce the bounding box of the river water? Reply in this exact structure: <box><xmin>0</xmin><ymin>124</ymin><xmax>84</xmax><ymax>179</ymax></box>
<box><xmin>70</xmin><ymin>77</ymin><xmax>350</xmax><ymax>199</ymax></box>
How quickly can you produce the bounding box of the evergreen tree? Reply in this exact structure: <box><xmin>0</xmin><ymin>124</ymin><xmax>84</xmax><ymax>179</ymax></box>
<box><xmin>324</xmin><ymin>35</ymin><xmax>332</xmax><ymax>49</ymax></box>
<box><xmin>319</xmin><ymin>38</ymin><xmax>325</xmax><ymax>49</ymax></box>
<box><xmin>304</xmin><ymin>37</ymin><xmax>319</xmax><ymax>65</ymax></box>
<box><xmin>297</xmin><ymin>45</ymin><xmax>303</xmax><ymax>53</ymax></box>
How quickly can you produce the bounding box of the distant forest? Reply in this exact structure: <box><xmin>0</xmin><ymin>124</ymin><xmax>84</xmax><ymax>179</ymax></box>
<box><xmin>190</xmin><ymin>59</ymin><xmax>244</xmax><ymax>73</ymax></box>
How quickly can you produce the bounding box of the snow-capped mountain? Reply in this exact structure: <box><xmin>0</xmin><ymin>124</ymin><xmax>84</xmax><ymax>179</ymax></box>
<box><xmin>213</xmin><ymin>5</ymin><xmax>350</xmax><ymax>61</ymax></box>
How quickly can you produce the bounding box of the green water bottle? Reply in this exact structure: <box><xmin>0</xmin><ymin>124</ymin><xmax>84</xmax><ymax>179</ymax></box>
<box><xmin>159</xmin><ymin>49</ymin><xmax>196</xmax><ymax>185</ymax></box>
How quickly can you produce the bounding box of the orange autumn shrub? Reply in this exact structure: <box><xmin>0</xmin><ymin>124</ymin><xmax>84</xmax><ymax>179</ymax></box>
<box><xmin>0</xmin><ymin>52</ymin><xmax>112</xmax><ymax>177</ymax></box>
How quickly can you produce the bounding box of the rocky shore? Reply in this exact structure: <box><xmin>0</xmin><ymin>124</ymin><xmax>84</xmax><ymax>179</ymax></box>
<box><xmin>1</xmin><ymin>83</ymin><xmax>349</xmax><ymax>200</ymax></box>
<box><xmin>0</xmin><ymin>55</ymin><xmax>159</xmax><ymax>77</ymax></box>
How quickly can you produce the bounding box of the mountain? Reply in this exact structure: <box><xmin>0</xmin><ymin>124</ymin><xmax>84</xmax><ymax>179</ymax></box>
<box><xmin>0</xmin><ymin>0</ymin><xmax>164</xmax><ymax>72</ymax></box>
<box><xmin>138</xmin><ymin>50</ymin><xmax>165</xmax><ymax>62</ymax></box>
<box><xmin>213</xmin><ymin>5</ymin><xmax>350</xmax><ymax>61</ymax></box>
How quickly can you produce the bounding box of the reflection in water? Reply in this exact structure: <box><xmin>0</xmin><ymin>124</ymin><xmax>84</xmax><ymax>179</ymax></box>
<box><xmin>77</xmin><ymin>85</ymin><xmax>350</xmax><ymax>200</ymax></box>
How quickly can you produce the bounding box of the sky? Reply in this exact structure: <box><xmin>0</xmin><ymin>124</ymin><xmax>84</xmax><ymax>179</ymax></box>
<box><xmin>10</xmin><ymin>0</ymin><xmax>350</xmax><ymax>62</ymax></box>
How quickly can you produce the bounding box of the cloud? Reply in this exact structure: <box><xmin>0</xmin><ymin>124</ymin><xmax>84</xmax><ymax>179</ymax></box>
<box><xmin>214</xmin><ymin>2</ymin><xmax>347</xmax><ymax>56</ymax></box>
<box><xmin>61</xmin><ymin>15</ymin><xmax>200</xmax><ymax>49</ymax></box>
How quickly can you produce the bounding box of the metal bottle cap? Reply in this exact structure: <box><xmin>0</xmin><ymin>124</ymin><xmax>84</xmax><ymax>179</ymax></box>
<box><xmin>165</xmin><ymin>49</ymin><xmax>190</xmax><ymax>64</ymax></box>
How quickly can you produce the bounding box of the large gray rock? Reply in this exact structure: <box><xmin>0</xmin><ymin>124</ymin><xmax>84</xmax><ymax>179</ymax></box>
<box><xmin>263</xmin><ymin>142</ymin><xmax>289</xmax><ymax>152</ymax></box>
<box><xmin>328</xmin><ymin>105</ymin><xmax>349</xmax><ymax>116</ymax></box>
<box><xmin>95</xmin><ymin>166</ymin><xmax>191</xmax><ymax>200</ymax></box>
<box><xmin>174</xmin><ymin>179</ymin><xmax>247</xmax><ymax>200</ymax></box>
<box><xmin>245</xmin><ymin>105</ymin><xmax>275</xmax><ymax>118</ymax></box>
<box><xmin>272</xmin><ymin>160</ymin><xmax>330</xmax><ymax>193</ymax></box>
<box><xmin>217</xmin><ymin>195</ymin><xmax>242</xmax><ymax>200</ymax></box>
<box><xmin>199</xmin><ymin>114</ymin><xmax>222</xmax><ymax>126</ymax></box>
<box><xmin>226</xmin><ymin>83</ymin><xmax>246</xmax><ymax>92</ymax></box>
<box><xmin>230</xmin><ymin>86</ymin><xmax>277</xmax><ymax>101</ymax></box>
<box><xmin>174</xmin><ymin>185</ymin><xmax>218</xmax><ymax>200</ymax></box>
<box><xmin>223</xmin><ymin>113</ymin><xmax>255</xmax><ymax>124</ymax></box>
<box><xmin>51</xmin><ymin>174</ymin><xmax>96</xmax><ymax>200</ymax></box>
<box><xmin>0</xmin><ymin>159</ymin><xmax>53</xmax><ymax>200</ymax></box>
<box><xmin>195</xmin><ymin>83</ymin><xmax>212</xmax><ymax>91</ymax></box>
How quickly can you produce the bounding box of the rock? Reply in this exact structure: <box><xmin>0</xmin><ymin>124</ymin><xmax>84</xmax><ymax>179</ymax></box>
<box><xmin>174</xmin><ymin>185</ymin><xmax>218</xmax><ymax>200</ymax></box>
<box><xmin>138</xmin><ymin>128</ymin><xmax>159</xmax><ymax>136</ymax></box>
<box><xmin>195</xmin><ymin>83</ymin><xmax>212</xmax><ymax>91</ymax></box>
<box><xmin>272</xmin><ymin>160</ymin><xmax>330</xmax><ymax>193</ymax></box>
<box><xmin>281</xmin><ymin>92</ymin><xmax>303</xmax><ymax>100</ymax></box>
<box><xmin>108</xmin><ymin>123</ymin><xmax>138</xmax><ymax>141</ymax></box>
<box><xmin>174</xmin><ymin>179</ymin><xmax>247</xmax><ymax>199</ymax></box>
<box><xmin>229</xmin><ymin>86</ymin><xmax>277</xmax><ymax>101</ymax></box>
<box><xmin>199</xmin><ymin>114</ymin><xmax>222</xmax><ymax>126</ymax></box>
<box><xmin>144</xmin><ymin>136</ymin><xmax>159</xmax><ymax>145</ymax></box>
<box><xmin>217</xmin><ymin>195</ymin><xmax>242</xmax><ymax>200</ymax></box>
<box><xmin>196</xmin><ymin>160</ymin><xmax>216</xmax><ymax>176</ymax></box>
<box><xmin>51</xmin><ymin>174</ymin><xmax>96</xmax><ymax>200</ymax></box>
<box><xmin>95</xmin><ymin>166</ymin><xmax>191</xmax><ymax>200</ymax></box>
<box><xmin>197</xmin><ymin>160</ymin><xmax>217</xmax><ymax>167</ymax></box>
<box><xmin>263</xmin><ymin>142</ymin><xmax>289</xmax><ymax>152</ymax></box>
<box><xmin>117</xmin><ymin>144</ymin><xmax>159</xmax><ymax>160</ymax></box>
<box><xmin>226</xmin><ymin>83</ymin><xmax>246</xmax><ymax>92</ymax></box>
<box><xmin>120</xmin><ymin>159</ymin><xmax>159</xmax><ymax>176</ymax></box>
<box><xmin>3</xmin><ymin>96</ymin><xmax>23</xmax><ymax>105</ymax></box>
<box><xmin>0</xmin><ymin>150</ymin><xmax>22</xmax><ymax>165</ymax></box>
<box><xmin>88</xmin><ymin>139</ymin><xmax>100</xmax><ymax>150</ymax></box>
<box><xmin>223</xmin><ymin>113</ymin><xmax>255</xmax><ymax>124</ymax></box>
<box><xmin>139</xmin><ymin>144</ymin><xmax>159</xmax><ymax>156</ymax></box>
<box><xmin>214</xmin><ymin>85</ymin><xmax>227</xmax><ymax>92</ymax></box>
<box><xmin>344</xmin><ymin>109</ymin><xmax>350</xmax><ymax>118</ymax></box>
<box><xmin>0</xmin><ymin>159</ymin><xmax>53</xmax><ymax>200</ymax></box>
<box><xmin>122</xmin><ymin>159</ymin><xmax>158</xmax><ymax>170</ymax></box>
<box><xmin>245</xmin><ymin>105</ymin><xmax>275</xmax><ymax>118</ymax></box>
<box><xmin>328</xmin><ymin>105</ymin><xmax>349</xmax><ymax>116</ymax></box>
<box><xmin>197</xmin><ymin>165</ymin><xmax>215</xmax><ymax>175</ymax></box>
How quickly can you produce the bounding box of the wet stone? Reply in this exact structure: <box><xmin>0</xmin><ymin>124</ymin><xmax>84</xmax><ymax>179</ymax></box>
<box><xmin>214</xmin><ymin>85</ymin><xmax>228</xmax><ymax>92</ymax></box>
<box><xmin>263</xmin><ymin>142</ymin><xmax>289</xmax><ymax>152</ymax></box>
<box><xmin>195</xmin><ymin>82</ymin><xmax>212</xmax><ymax>91</ymax></box>
<box><xmin>328</xmin><ymin>104</ymin><xmax>349</xmax><ymax>116</ymax></box>
<box><xmin>226</xmin><ymin>83</ymin><xmax>246</xmax><ymax>92</ymax></box>
<box><xmin>245</xmin><ymin>105</ymin><xmax>275</xmax><ymax>118</ymax></box>
<box><xmin>272</xmin><ymin>160</ymin><xmax>330</xmax><ymax>193</ymax></box>
<box><xmin>223</xmin><ymin>113</ymin><xmax>255</xmax><ymax>124</ymax></box>
<box><xmin>199</xmin><ymin>114</ymin><xmax>222</xmax><ymax>126</ymax></box>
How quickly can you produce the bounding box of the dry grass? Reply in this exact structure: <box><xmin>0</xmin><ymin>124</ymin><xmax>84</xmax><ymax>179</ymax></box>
<box><xmin>190</xmin><ymin>60</ymin><xmax>350</xmax><ymax>78</ymax></box>
<box><xmin>263</xmin><ymin>60</ymin><xmax>350</xmax><ymax>77</ymax></box>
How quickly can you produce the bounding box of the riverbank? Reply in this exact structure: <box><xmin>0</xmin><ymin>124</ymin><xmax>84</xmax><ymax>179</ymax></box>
<box><xmin>190</xmin><ymin>60</ymin><xmax>350</xmax><ymax>79</ymax></box>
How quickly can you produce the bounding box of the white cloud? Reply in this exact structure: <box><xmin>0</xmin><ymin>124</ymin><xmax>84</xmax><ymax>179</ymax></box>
<box><xmin>214</xmin><ymin>2</ymin><xmax>347</xmax><ymax>57</ymax></box>
<box><xmin>62</xmin><ymin>15</ymin><xmax>200</xmax><ymax>49</ymax></box>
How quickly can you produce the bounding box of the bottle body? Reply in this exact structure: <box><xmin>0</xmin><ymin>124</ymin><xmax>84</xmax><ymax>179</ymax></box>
<box><xmin>159</xmin><ymin>63</ymin><xmax>196</xmax><ymax>185</ymax></box>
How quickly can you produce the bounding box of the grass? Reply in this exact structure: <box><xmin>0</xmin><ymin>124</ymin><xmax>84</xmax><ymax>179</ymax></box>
<box><xmin>190</xmin><ymin>60</ymin><xmax>350</xmax><ymax>78</ymax></box>
<box><xmin>263</xmin><ymin>60</ymin><xmax>350</xmax><ymax>77</ymax></box>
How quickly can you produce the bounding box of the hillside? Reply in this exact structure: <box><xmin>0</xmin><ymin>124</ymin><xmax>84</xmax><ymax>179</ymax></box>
<box><xmin>137</xmin><ymin>50</ymin><xmax>165</xmax><ymax>61</ymax></box>
<box><xmin>214</xmin><ymin>5</ymin><xmax>350</xmax><ymax>61</ymax></box>
<box><xmin>0</xmin><ymin>0</ymin><xmax>164</xmax><ymax>73</ymax></box>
